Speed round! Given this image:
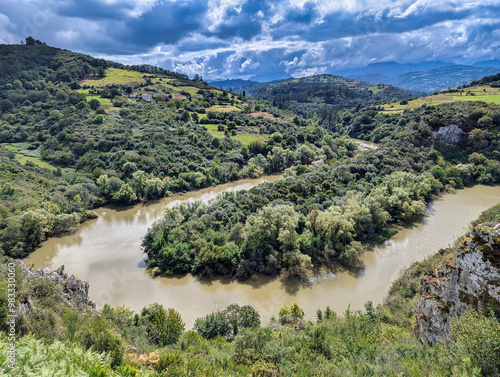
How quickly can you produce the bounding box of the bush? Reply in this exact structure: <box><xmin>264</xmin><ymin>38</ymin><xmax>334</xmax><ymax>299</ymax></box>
<box><xmin>76</xmin><ymin>316</ymin><xmax>124</xmax><ymax>367</ymax></box>
<box><xmin>449</xmin><ymin>310</ymin><xmax>500</xmax><ymax>376</ymax></box>
<box><xmin>194</xmin><ymin>311</ymin><xmax>230</xmax><ymax>339</ymax></box>
<box><xmin>141</xmin><ymin>303</ymin><xmax>185</xmax><ymax>346</ymax></box>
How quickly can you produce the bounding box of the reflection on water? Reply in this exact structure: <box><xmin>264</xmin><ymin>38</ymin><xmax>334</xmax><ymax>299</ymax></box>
<box><xmin>24</xmin><ymin>183</ymin><xmax>500</xmax><ymax>328</ymax></box>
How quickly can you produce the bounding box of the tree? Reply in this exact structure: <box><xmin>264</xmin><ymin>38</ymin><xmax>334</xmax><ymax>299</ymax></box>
<box><xmin>194</xmin><ymin>311</ymin><xmax>230</xmax><ymax>339</ymax></box>
<box><xmin>225</xmin><ymin>304</ymin><xmax>261</xmax><ymax>337</ymax></box>
<box><xmin>278</xmin><ymin>302</ymin><xmax>304</xmax><ymax>325</ymax></box>
<box><xmin>141</xmin><ymin>304</ymin><xmax>185</xmax><ymax>346</ymax></box>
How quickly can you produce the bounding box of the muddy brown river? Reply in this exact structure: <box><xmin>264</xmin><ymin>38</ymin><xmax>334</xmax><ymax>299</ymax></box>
<box><xmin>24</xmin><ymin>179</ymin><xmax>500</xmax><ymax>328</ymax></box>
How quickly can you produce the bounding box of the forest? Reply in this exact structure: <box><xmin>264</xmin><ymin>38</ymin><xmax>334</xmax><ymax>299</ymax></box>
<box><xmin>143</xmin><ymin>100</ymin><xmax>500</xmax><ymax>279</ymax></box>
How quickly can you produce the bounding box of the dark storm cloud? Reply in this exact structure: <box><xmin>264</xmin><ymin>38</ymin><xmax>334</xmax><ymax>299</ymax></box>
<box><xmin>0</xmin><ymin>0</ymin><xmax>499</xmax><ymax>79</ymax></box>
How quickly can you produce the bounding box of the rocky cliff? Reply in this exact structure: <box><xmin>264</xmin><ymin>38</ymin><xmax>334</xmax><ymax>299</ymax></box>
<box><xmin>14</xmin><ymin>261</ymin><xmax>95</xmax><ymax>315</ymax></box>
<box><xmin>414</xmin><ymin>223</ymin><xmax>500</xmax><ymax>345</ymax></box>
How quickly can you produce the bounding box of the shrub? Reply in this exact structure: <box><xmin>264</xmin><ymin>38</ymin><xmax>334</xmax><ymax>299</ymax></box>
<box><xmin>141</xmin><ymin>304</ymin><xmax>185</xmax><ymax>346</ymax></box>
<box><xmin>76</xmin><ymin>316</ymin><xmax>124</xmax><ymax>367</ymax></box>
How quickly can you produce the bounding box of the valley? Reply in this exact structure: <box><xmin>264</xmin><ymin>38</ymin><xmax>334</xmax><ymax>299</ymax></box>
<box><xmin>0</xmin><ymin>40</ymin><xmax>499</xmax><ymax>377</ymax></box>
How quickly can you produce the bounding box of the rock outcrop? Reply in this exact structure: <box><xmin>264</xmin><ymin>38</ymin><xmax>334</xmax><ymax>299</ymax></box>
<box><xmin>14</xmin><ymin>261</ymin><xmax>95</xmax><ymax>313</ymax></box>
<box><xmin>414</xmin><ymin>223</ymin><xmax>500</xmax><ymax>345</ymax></box>
<box><xmin>431</xmin><ymin>124</ymin><xmax>464</xmax><ymax>145</ymax></box>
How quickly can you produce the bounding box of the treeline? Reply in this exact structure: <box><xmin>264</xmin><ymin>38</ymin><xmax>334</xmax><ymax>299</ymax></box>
<box><xmin>467</xmin><ymin>72</ymin><xmax>500</xmax><ymax>88</ymax></box>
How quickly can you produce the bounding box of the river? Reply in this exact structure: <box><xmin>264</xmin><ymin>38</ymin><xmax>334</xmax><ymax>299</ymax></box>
<box><xmin>24</xmin><ymin>180</ymin><xmax>500</xmax><ymax>328</ymax></box>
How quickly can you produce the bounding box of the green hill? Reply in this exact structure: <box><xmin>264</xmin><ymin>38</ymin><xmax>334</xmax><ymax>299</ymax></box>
<box><xmin>381</xmin><ymin>73</ymin><xmax>500</xmax><ymax>113</ymax></box>
<box><xmin>0</xmin><ymin>44</ymin><xmax>341</xmax><ymax>258</ymax></box>
<box><xmin>247</xmin><ymin>74</ymin><xmax>414</xmax><ymax>118</ymax></box>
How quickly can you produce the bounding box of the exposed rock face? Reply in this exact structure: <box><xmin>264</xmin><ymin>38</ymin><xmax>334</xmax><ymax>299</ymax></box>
<box><xmin>431</xmin><ymin>124</ymin><xmax>464</xmax><ymax>144</ymax></box>
<box><xmin>14</xmin><ymin>261</ymin><xmax>95</xmax><ymax>313</ymax></box>
<box><xmin>414</xmin><ymin>223</ymin><xmax>500</xmax><ymax>345</ymax></box>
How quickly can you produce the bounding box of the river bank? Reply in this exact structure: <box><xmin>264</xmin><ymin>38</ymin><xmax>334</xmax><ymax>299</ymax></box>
<box><xmin>24</xmin><ymin>183</ymin><xmax>500</xmax><ymax>328</ymax></box>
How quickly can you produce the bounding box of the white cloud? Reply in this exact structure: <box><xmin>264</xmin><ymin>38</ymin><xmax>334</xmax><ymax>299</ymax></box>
<box><xmin>0</xmin><ymin>13</ymin><xmax>17</xmax><ymax>44</ymax></box>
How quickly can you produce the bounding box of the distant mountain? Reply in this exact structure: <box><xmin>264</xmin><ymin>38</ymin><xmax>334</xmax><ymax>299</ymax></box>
<box><xmin>334</xmin><ymin>61</ymin><xmax>452</xmax><ymax>79</ymax></box>
<box><xmin>387</xmin><ymin>65</ymin><xmax>500</xmax><ymax>93</ymax></box>
<box><xmin>249</xmin><ymin>72</ymin><xmax>291</xmax><ymax>82</ymax></box>
<box><xmin>208</xmin><ymin>79</ymin><xmax>259</xmax><ymax>92</ymax></box>
<box><xmin>249</xmin><ymin>74</ymin><xmax>414</xmax><ymax>118</ymax></box>
<box><xmin>473</xmin><ymin>59</ymin><xmax>500</xmax><ymax>68</ymax></box>
<box><xmin>348</xmin><ymin>74</ymin><xmax>391</xmax><ymax>85</ymax></box>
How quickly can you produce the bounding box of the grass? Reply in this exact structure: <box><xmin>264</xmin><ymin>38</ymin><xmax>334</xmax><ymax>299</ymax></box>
<box><xmin>15</xmin><ymin>155</ymin><xmax>56</xmax><ymax>170</ymax></box>
<box><xmin>208</xmin><ymin>105</ymin><xmax>242</xmax><ymax>113</ymax></box>
<box><xmin>369</xmin><ymin>85</ymin><xmax>387</xmax><ymax>94</ymax></box>
<box><xmin>381</xmin><ymin>85</ymin><xmax>500</xmax><ymax>112</ymax></box>
<box><xmin>2</xmin><ymin>143</ymin><xmax>56</xmax><ymax>170</ymax></box>
<box><xmin>80</xmin><ymin>68</ymin><xmax>149</xmax><ymax>87</ymax></box>
<box><xmin>452</xmin><ymin>94</ymin><xmax>500</xmax><ymax>104</ymax></box>
<box><xmin>202</xmin><ymin>124</ymin><xmax>267</xmax><ymax>144</ymax></box>
<box><xmin>233</xmin><ymin>133</ymin><xmax>267</xmax><ymax>144</ymax></box>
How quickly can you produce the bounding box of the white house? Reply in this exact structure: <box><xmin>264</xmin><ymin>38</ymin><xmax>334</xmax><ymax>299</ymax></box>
<box><xmin>142</xmin><ymin>92</ymin><xmax>153</xmax><ymax>102</ymax></box>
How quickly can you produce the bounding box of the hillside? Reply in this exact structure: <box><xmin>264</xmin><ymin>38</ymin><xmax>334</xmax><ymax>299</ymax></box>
<box><xmin>0</xmin><ymin>44</ymin><xmax>342</xmax><ymax>259</ymax></box>
<box><xmin>389</xmin><ymin>65</ymin><xmax>500</xmax><ymax>93</ymax></box>
<box><xmin>209</xmin><ymin>79</ymin><xmax>259</xmax><ymax>92</ymax></box>
<box><xmin>380</xmin><ymin>73</ymin><xmax>500</xmax><ymax>113</ymax></box>
<box><xmin>333</xmin><ymin>59</ymin><xmax>500</xmax><ymax>93</ymax></box>
<box><xmin>245</xmin><ymin>74</ymin><xmax>414</xmax><ymax>118</ymax></box>
<box><xmin>336</xmin><ymin>60</ymin><xmax>453</xmax><ymax>79</ymax></box>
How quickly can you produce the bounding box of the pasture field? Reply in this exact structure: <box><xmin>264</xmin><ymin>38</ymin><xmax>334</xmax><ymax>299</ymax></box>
<box><xmin>2</xmin><ymin>143</ymin><xmax>56</xmax><ymax>170</ymax></box>
<box><xmin>80</xmin><ymin>68</ymin><xmax>150</xmax><ymax>87</ymax></box>
<box><xmin>16</xmin><ymin>155</ymin><xmax>56</xmax><ymax>170</ymax></box>
<box><xmin>381</xmin><ymin>85</ymin><xmax>500</xmax><ymax>113</ymax></box>
<box><xmin>202</xmin><ymin>124</ymin><xmax>267</xmax><ymax>144</ymax></box>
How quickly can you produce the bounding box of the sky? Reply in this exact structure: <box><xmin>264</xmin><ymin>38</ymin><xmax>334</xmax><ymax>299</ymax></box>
<box><xmin>0</xmin><ymin>0</ymin><xmax>499</xmax><ymax>81</ymax></box>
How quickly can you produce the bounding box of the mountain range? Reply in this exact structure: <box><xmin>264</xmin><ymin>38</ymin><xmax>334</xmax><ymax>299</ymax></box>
<box><xmin>212</xmin><ymin>60</ymin><xmax>500</xmax><ymax>94</ymax></box>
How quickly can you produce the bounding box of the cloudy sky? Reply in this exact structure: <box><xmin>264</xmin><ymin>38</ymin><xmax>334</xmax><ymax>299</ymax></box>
<box><xmin>0</xmin><ymin>0</ymin><xmax>499</xmax><ymax>80</ymax></box>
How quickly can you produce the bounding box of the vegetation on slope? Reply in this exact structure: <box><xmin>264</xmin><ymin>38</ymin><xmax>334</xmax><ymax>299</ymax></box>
<box><xmin>0</xmin><ymin>43</ymin><xmax>343</xmax><ymax>259</ymax></box>
<box><xmin>143</xmin><ymin>100</ymin><xmax>500</xmax><ymax>279</ymax></box>
<box><xmin>249</xmin><ymin>74</ymin><xmax>414</xmax><ymax>119</ymax></box>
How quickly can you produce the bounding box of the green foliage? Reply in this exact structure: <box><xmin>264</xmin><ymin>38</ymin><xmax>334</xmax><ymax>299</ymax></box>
<box><xmin>0</xmin><ymin>335</ymin><xmax>135</xmax><ymax>377</ymax></box>
<box><xmin>193</xmin><ymin>311</ymin><xmax>230</xmax><ymax>339</ymax></box>
<box><xmin>193</xmin><ymin>304</ymin><xmax>261</xmax><ymax>340</ymax></box>
<box><xmin>140</xmin><ymin>304</ymin><xmax>185</xmax><ymax>346</ymax></box>
<box><xmin>472</xmin><ymin>203</ymin><xmax>500</xmax><ymax>225</ymax></box>
<box><xmin>76</xmin><ymin>316</ymin><xmax>125</xmax><ymax>367</ymax></box>
<box><xmin>278</xmin><ymin>302</ymin><xmax>305</xmax><ymax>325</ymax></box>
<box><xmin>449</xmin><ymin>310</ymin><xmax>500</xmax><ymax>376</ymax></box>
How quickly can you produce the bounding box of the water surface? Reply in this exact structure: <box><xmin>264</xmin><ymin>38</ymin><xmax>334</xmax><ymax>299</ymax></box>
<box><xmin>25</xmin><ymin>183</ymin><xmax>500</xmax><ymax>327</ymax></box>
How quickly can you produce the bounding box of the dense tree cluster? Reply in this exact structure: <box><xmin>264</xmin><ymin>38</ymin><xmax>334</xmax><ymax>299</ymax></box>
<box><xmin>144</xmin><ymin>100</ymin><xmax>500</xmax><ymax>279</ymax></box>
